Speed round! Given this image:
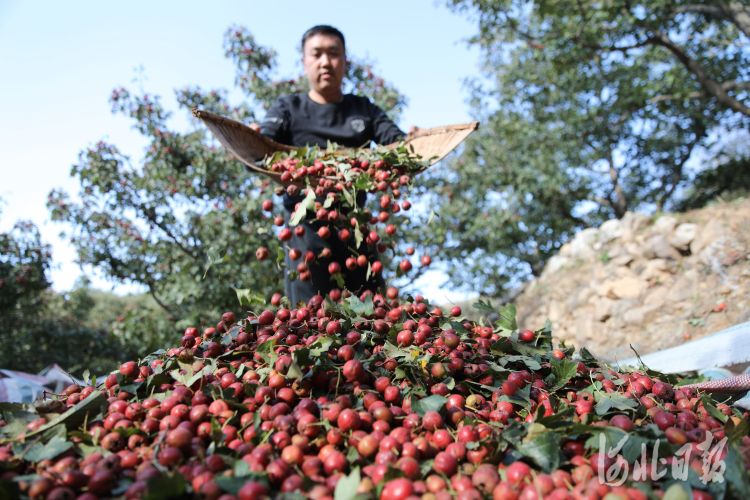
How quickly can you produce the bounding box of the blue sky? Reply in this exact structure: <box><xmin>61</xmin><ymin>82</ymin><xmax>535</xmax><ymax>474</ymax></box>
<box><xmin>0</xmin><ymin>1</ymin><xmax>483</xmax><ymax>302</ymax></box>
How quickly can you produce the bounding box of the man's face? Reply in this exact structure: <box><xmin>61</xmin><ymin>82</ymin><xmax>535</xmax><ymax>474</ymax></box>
<box><xmin>302</xmin><ymin>33</ymin><xmax>346</xmax><ymax>97</ymax></box>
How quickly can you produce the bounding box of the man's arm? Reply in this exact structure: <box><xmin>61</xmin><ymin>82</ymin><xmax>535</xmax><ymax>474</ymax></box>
<box><xmin>256</xmin><ymin>99</ymin><xmax>290</xmax><ymax>144</ymax></box>
<box><xmin>369</xmin><ymin>101</ymin><xmax>407</xmax><ymax>145</ymax></box>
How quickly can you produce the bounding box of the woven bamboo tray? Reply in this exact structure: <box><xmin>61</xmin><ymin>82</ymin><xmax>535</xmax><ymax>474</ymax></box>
<box><xmin>192</xmin><ymin>108</ymin><xmax>479</xmax><ymax>184</ymax></box>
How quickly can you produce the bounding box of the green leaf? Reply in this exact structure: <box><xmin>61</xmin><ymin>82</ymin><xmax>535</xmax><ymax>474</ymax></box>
<box><xmin>144</xmin><ymin>472</ymin><xmax>187</xmax><ymax>500</ymax></box>
<box><xmin>275</xmin><ymin>242</ymin><xmax>286</xmax><ymax>270</ymax></box>
<box><xmin>505</xmin><ymin>355</ymin><xmax>542</xmax><ymax>371</ymax></box>
<box><xmin>287</xmin><ymin>348</ymin><xmax>312</xmax><ymax>380</ymax></box>
<box><xmin>354</xmin><ymin>224</ymin><xmax>363</xmax><ymax>249</ymax></box>
<box><xmin>233</xmin><ymin>459</ymin><xmax>251</xmax><ymax>478</ymax></box>
<box><xmin>23</xmin><ymin>436</ymin><xmax>72</xmax><ymax>463</ymax></box>
<box><xmin>724</xmin><ymin>445</ymin><xmax>750</xmax><ymax>499</ymax></box>
<box><xmin>578</xmin><ymin>348</ymin><xmax>596</xmax><ymax>362</ymax></box>
<box><xmin>25</xmin><ymin>391</ymin><xmax>107</xmax><ymax>439</ymax></box>
<box><xmin>341</xmin><ymin>186</ymin><xmax>354</xmax><ymax>205</ymax></box>
<box><xmin>411</xmin><ymin>395</ymin><xmax>448</xmax><ymax>417</ymax></box>
<box><xmin>290</xmin><ymin>189</ymin><xmax>316</xmax><ymax>226</ymax></box>
<box><xmin>725</xmin><ymin>417</ymin><xmax>750</xmax><ymax>446</ymax></box>
<box><xmin>549</xmin><ymin>358</ymin><xmax>579</xmax><ymax>391</ymax></box>
<box><xmin>427</xmin><ymin>208</ymin><xmax>436</xmax><ymax>224</ymax></box>
<box><xmin>700</xmin><ymin>394</ymin><xmax>728</xmax><ymax>423</ymax></box>
<box><xmin>473</xmin><ymin>299</ymin><xmax>495</xmax><ymax>314</ymax></box>
<box><xmin>334</xmin><ymin>467</ymin><xmax>361</xmax><ymax>500</ymax></box>
<box><xmin>344</xmin><ymin>295</ymin><xmax>374</xmax><ymax>317</ymax></box>
<box><xmin>203</xmin><ymin>245</ymin><xmax>228</xmax><ymax>279</ymax></box>
<box><xmin>497</xmin><ymin>304</ymin><xmax>517</xmax><ymax>331</ymax></box>
<box><xmin>516</xmin><ymin>430</ymin><xmax>560</xmax><ymax>473</ymax></box>
<box><xmin>308</xmin><ymin>336</ymin><xmax>336</xmax><ymax>357</ymax></box>
<box><xmin>594</xmin><ymin>391</ymin><xmax>638</xmax><ymax>415</ymax></box>
<box><xmin>0</xmin><ymin>481</ymin><xmax>20</xmax><ymax>500</ymax></box>
<box><xmin>232</xmin><ymin>287</ymin><xmax>265</xmax><ymax>307</ymax></box>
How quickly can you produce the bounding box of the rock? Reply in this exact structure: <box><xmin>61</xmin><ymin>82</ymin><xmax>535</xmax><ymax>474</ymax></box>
<box><xmin>598</xmin><ymin>219</ymin><xmax>622</xmax><ymax>245</ymax></box>
<box><xmin>639</xmin><ymin>259</ymin><xmax>677</xmax><ymax>281</ymax></box>
<box><xmin>624</xmin><ymin>243</ymin><xmax>645</xmax><ymax>258</ymax></box>
<box><xmin>613</xmin><ymin>266</ymin><xmax>637</xmax><ymax>280</ymax></box>
<box><xmin>592</xmin><ymin>297</ymin><xmax>615</xmax><ymax>322</ymax></box>
<box><xmin>651</xmin><ymin>216</ymin><xmax>679</xmax><ymax>235</ymax></box>
<box><xmin>643</xmin><ymin>234</ymin><xmax>682</xmax><ymax>261</ymax></box>
<box><xmin>734</xmin><ymin>307</ymin><xmax>750</xmax><ymax>325</ymax></box>
<box><xmin>559</xmin><ymin>243</ymin><xmax>571</xmax><ymax>257</ymax></box>
<box><xmin>569</xmin><ymin>228</ymin><xmax>599</xmax><ymax>259</ymax></box>
<box><xmin>669</xmin><ymin>223</ymin><xmax>697</xmax><ymax>252</ymax></box>
<box><xmin>544</xmin><ymin>255</ymin><xmax>568</xmax><ymax>275</ymax></box>
<box><xmin>704</xmin><ymin>313</ymin><xmax>732</xmax><ymax>336</ymax></box>
<box><xmin>621</xmin><ymin>211</ymin><xmax>652</xmax><ymax>233</ymax></box>
<box><xmin>692</xmin><ymin>217</ymin><xmax>729</xmax><ymax>255</ymax></box>
<box><xmin>547</xmin><ymin>300</ymin><xmax>566</xmax><ymax>322</ymax></box>
<box><xmin>574</xmin><ymin>313</ymin><xmax>596</xmax><ymax>343</ymax></box>
<box><xmin>598</xmin><ymin>278</ymin><xmax>647</xmax><ymax>300</ymax></box>
<box><xmin>568</xmin><ymin>287</ymin><xmax>594</xmax><ymax>312</ymax></box>
<box><xmin>642</xmin><ymin>287</ymin><xmax>667</xmax><ymax>308</ymax></box>
<box><xmin>611</xmin><ymin>254</ymin><xmax>634</xmax><ymax>267</ymax></box>
<box><xmin>699</xmin><ymin>236</ymin><xmax>729</xmax><ymax>270</ymax></box>
<box><xmin>623</xmin><ymin>305</ymin><xmax>661</xmax><ymax>327</ymax></box>
<box><xmin>611</xmin><ymin>299</ymin><xmax>635</xmax><ymax>317</ymax></box>
<box><xmin>665</xmin><ymin>269</ymin><xmax>700</xmax><ymax>303</ymax></box>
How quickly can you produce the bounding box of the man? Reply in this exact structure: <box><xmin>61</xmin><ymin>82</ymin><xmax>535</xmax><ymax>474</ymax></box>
<box><xmin>251</xmin><ymin>25</ymin><xmax>420</xmax><ymax>305</ymax></box>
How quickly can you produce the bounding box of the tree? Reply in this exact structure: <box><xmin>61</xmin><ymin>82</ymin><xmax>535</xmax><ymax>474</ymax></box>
<box><xmin>407</xmin><ymin>0</ymin><xmax>750</xmax><ymax>296</ymax></box>
<box><xmin>0</xmin><ymin>205</ymin><xmax>144</xmax><ymax>376</ymax></box>
<box><xmin>48</xmin><ymin>26</ymin><xmax>407</xmax><ymax>335</ymax></box>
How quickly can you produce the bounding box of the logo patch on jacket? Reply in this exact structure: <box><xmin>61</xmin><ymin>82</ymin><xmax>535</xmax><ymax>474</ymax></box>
<box><xmin>350</xmin><ymin>119</ymin><xmax>365</xmax><ymax>133</ymax></box>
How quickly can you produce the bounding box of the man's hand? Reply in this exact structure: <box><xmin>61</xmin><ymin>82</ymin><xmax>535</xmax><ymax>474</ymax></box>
<box><xmin>408</xmin><ymin>125</ymin><xmax>423</xmax><ymax>136</ymax></box>
<box><xmin>248</xmin><ymin>123</ymin><xmax>260</xmax><ymax>132</ymax></box>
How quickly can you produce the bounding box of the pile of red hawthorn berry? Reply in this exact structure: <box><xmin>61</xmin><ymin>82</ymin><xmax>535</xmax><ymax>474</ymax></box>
<box><xmin>254</xmin><ymin>145</ymin><xmax>428</xmax><ymax>283</ymax></box>
<box><xmin>2</xmin><ymin>288</ymin><xmax>750</xmax><ymax>500</ymax></box>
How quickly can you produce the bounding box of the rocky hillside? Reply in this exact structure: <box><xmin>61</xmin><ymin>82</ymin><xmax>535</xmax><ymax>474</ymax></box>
<box><xmin>458</xmin><ymin>198</ymin><xmax>750</xmax><ymax>363</ymax></box>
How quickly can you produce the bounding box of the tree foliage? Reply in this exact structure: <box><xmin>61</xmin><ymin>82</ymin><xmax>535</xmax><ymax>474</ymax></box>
<box><xmin>410</xmin><ymin>0</ymin><xmax>750</xmax><ymax>296</ymax></box>
<box><xmin>675</xmin><ymin>133</ymin><xmax>750</xmax><ymax>210</ymax></box>
<box><xmin>48</xmin><ymin>26</ymin><xmax>407</xmax><ymax>338</ymax></box>
<box><xmin>0</xmin><ymin>208</ymin><xmax>149</xmax><ymax>376</ymax></box>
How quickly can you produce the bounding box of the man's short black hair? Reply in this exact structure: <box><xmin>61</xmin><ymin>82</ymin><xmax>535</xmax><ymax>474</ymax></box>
<box><xmin>301</xmin><ymin>25</ymin><xmax>346</xmax><ymax>53</ymax></box>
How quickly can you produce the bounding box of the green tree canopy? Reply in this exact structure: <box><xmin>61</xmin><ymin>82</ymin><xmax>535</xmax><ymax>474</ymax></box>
<box><xmin>404</xmin><ymin>0</ymin><xmax>750</xmax><ymax>296</ymax></box>
<box><xmin>0</xmin><ymin>204</ymin><xmax>146</xmax><ymax>376</ymax></box>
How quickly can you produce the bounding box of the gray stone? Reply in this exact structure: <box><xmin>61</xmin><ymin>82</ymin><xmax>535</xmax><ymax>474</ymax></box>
<box><xmin>651</xmin><ymin>216</ymin><xmax>679</xmax><ymax>235</ymax></box>
<box><xmin>699</xmin><ymin>236</ymin><xmax>732</xmax><ymax>271</ymax></box>
<box><xmin>599</xmin><ymin>278</ymin><xmax>647</xmax><ymax>300</ymax></box>
<box><xmin>643</xmin><ymin>234</ymin><xmax>682</xmax><ymax>261</ymax></box>
<box><xmin>548</xmin><ymin>300</ymin><xmax>566</xmax><ymax>322</ymax></box>
<box><xmin>669</xmin><ymin>223</ymin><xmax>698</xmax><ymax>251</ymax></box>
<box><xmin>665</xmin><ymin>269</ymin><xmax>700</xmax><ymax>302</ymax></box>
<box><xmin>639</xmin><ymin>258</ymin><xmax>678</xmax><ymax>281</ymax></box>
<box><xmin>642</xmin><ymin>287</ymin><xmax>667</xmax><ymax>308</ymax></box>
<box><xmin>611</xmin><ymin>254</ymin><xmax>634</xmax><ymax>267</ymax></box>
<box><xmin>593</xmin><ymin>297</ymin><xmax>615</xmax><ymax>322</ymax></box>
<box><xmin>625</xmin><ymin>243</ymin><xmax>645</xmax><ymax>258</ymax></box>
<box><xmin>734</xmin><ymin>307</ymin><xmax>750</xmax><ymax>326</ymax></box>
<box><xmin>569</xmin><ymin>227</ymin><xmax>600</xmax><ymax>259</ymax></box>
<box><xmin>544</xmin><ymin>255</ymin><xmax>568</xmax><ymax>275</ymax></box>
<box><xmin>621</xmin><ymin>211</ymin><xmax>653</xmax><ymax>233</ymax></box>
<box><xmin>598</xmin><ymin>219</ymin><xmax>623</xmax><ymax>245</ymax></box>
<box><xmin>623</xmin><ymin>305</ymin><xmax>661</xmax><ymax>327</ymax></box>
<box><xmin>692</xmin><ymin>217</ymin><xmax>729</xmax><ymax>255</ymax></box>
<box><xmin>568</xmin><ymin>287</ymin><xmax>594</xmax><ymax>311</ymax></box>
